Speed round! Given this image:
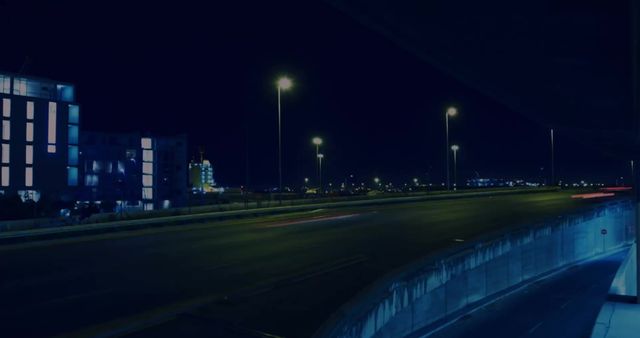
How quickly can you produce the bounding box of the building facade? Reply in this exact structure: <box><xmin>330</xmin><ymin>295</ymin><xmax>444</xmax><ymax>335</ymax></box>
<box><xmin>189</xmin><ymin>155</ymin><xmax>216</xmax><ymax>193</ymax></box>
<box><xmin>79</xmin><ymin>132</ymin><xmax>187</xmax><ymax>210</ymax></box>
<box><xmin>0</xmin><ymin>72</ymin><xmax>79</xmax><ymax>201</ymax></box>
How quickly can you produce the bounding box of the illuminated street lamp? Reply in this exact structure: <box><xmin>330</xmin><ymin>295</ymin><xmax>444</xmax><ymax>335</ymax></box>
<box><xmin>413</xmin><ymin>177</ymin><xmax>419</xmax><ymax>185</ymax></box>
<box><xmin>374</xmin><ymin>177</ymin><xmax>381</xmax><ymax>190</ymax></box>
<box><xmin>451</xmin><ymin>144</ymin><xmax>459</xmax><ymax>190</ymax></box>
<box><xmin>445</xmin><ymin>107</ymin><xmax>457</xmax><ymax>190</ymax></box>
<box><xmin>317</xmin><ymin>153</ymin><xmax>324</xmax><ymax>194</ymax></box>
<box><xmin>276</xmin><ymin>76</ymin><xmax>292</xmax><ymax>202</ymax></box>
<box><xmin>312</xmin><ymin>137</ymin><xmax>323</xmax><ymax>187</ymax></box>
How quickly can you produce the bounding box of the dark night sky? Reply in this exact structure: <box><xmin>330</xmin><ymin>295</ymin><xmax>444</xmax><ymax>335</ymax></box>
<box><xmin>0</xmin><ymin>0</ymin><xmax>633</xmax><ymax>187</ymax></box>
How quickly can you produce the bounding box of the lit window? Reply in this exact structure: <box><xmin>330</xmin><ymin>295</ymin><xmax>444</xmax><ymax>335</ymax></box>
<box><xmin>142</xmin><ymin>174</ymin><xmax>153</xmax><ymax>187</ymax></box>
<box><xmin>1</xmin><ymin>166</ymin><xmax>8</xmax><ymax>186</ymax></box>
<box><xmin>57</xmin><ymin>84</ymin><xmax>75</xmax><ymax>102</ymax></box>
<box><xmin>117</xmin><ymin>161</ymin><xmax>125</xmax><ymax>174</ymax></box>
<box><xmin>68</xmin><ymin>125</ymin><xmax>78</xmax><ymax>144</ymax></box>
<box><xmin>2</xmin><ymin>120</ymin><xmax>9</xmax><ymax>141</ymax></box>
<box><xmin>26</xmin><ymin>145</ymin><xmax>33</xmax><ymax>164</ymax></box>
<box><xmin>144</xmin><ymin>203</ymin><xmax>154</xmax><ymax>211</ymax></box>
<box><xmin>48</xmin><ymin>102</ymin><xmax>57</xmax><ymax>150</ymax></box>
<box><xmin>0</xmin><ymin>74</ymin><xmax>10</xmax><ymax>94</ymax></box>
<box><xmin>92</xmin><ymin>160</ymin><xmax>102</xmax><ymax>173</ymax></box>
<box><xmin>143</xmin><ymin>149</ymin><xmax>153</xmax><ymax>162</ymax></box>
<box><xmin>142</xmin><ymin>162</ymin><xmax>153</xmax><ymax>174</ymax></box>
<box><xmin>68</xmin><ymin>145</ymin><xmax>78</xmax><ymax>166</ymax></box>
<box><xmin>142</xmin><ymin>187</ymin><xmax>153</xmax><ymax>199</ymax></box>
<box><xmin>1</xmin><ymin>144</ymin><xmax>8</xmax><ymax>164</ymax></box>
<box><xmin>106</xmin><ymin>161</ymin><xmax>113</xmax><ymax>173</ymax></box>
<box><xmin>25</xmin><ymin>167</ymin><xmax>33</xmax><ymax>187</ymax></box>
<box><xmin>141</xmin><ymin>138</ymin><xmax>152</xmax><ymax>149</ymax></box>
<box><xmin>67</xmin><ymin>167</ymin><xmax>78</xmax><ymax>186</ymax></box>
<box><xmin>85</xmin><ymin>174</ymin><xmax>99</xmax><ymax>186</ymax></box>
<box><xmin>26</xmin><ymin>122</ymin><xmax>33</xmax><ymax>142</ymax></box>
<box><xmin>2</xmin><ymin>98</ymin><xmax>9</xmax><ymax>117</ymax></box>
<box><xmin>47</xmin><ymin>145</ymin><xmax>56</xmax><ymax>153</ymax></box>
<box><xmin>68</xmin><ymin>105</ymin><xmax>79</xmax><ymax>124</ymax></box>
<box><xmin>26</xmin><ymin>102</ymin><xmax>34</xmax><ymax>120</ymax></box>
<box><xmin>13</xmin><ymin>78</ymin><xmax>26</xmax><ymax>96</ymax></box>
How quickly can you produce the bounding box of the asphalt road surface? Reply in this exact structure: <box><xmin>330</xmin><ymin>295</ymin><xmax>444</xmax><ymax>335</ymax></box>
<box><xmin>422</xmin><ymin>249</ymin><xmax>627</xmax><ymax>338</ymax></box>
<box><xmin>0</xmin><ymin>191</ymin><xmax>616</xmax><ymax>338</ymax></box>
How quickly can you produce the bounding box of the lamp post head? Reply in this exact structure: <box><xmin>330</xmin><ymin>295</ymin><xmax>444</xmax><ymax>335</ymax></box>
<box><xmin>451</xmin><ymin>144</ymin><xmax>459</xmax><ymax>152</ymax></box>
<box><xmin>312</xmin><ymin>137</ymin><xmax>323</xmax><ymax>146</ymax></box>
<box><xmin>374</xmin><ymin>177</ymin><xmax>380</xmax><ymax>184</ymax></box>
<box><xmin>446</xmin><ymin>107</ymin><xmax>458</xmax><ymax>117</ymax></box>
<box><xmin>277</xmin><ymin>76</ymin><xmax>293</xmax><ymax>90</ymax></box>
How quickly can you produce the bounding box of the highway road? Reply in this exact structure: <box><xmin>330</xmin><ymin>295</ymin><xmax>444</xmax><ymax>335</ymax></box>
<box><xmin>0</xmin><ymin>191</ymin><xmax>616</xmax><ymax>337</ymax></box>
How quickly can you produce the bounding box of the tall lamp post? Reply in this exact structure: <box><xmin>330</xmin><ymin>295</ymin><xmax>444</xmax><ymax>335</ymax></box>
<box><xmin>451</xmin><ymin>144</ymin><xmax>459</xmax><ymax>190</ymax></box>
<box><xmin>317</xmin><ymin>153</ymin><xmax>324</xmax><ymax>194</ymax></box>
<box><xmin>445</xmin><ymin>107</ymin><xmax>457</xmax><ymax>190</ymax></box>
<box><xmin>312</xmin><ymin>137</ymin><xmax>323</xmax><ymax>188</ymax></box>
<box><xmin>550</xmin><ymin>128</ymin><xmax>555</xmax><ymax>186</ymax></box>
<box><xmin>276</xmin><ymin>76</ymin><xmax>292</xmax><ymax>203</ymax></box>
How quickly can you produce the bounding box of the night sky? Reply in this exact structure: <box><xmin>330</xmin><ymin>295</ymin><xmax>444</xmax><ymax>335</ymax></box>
<box><xmin>1</xmin><ymin>0</ymin><xmax>633</xmax><ymax>188</ymax></box>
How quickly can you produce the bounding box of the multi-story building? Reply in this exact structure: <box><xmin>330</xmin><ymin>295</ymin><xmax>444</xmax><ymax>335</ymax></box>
<box><xmin>79</xmin><ymin>132</ymin><xmax>187</xmax><ymax>210</ymax></box>
<box><xmin>0</xmin><ymin>72</ymin><xmax>79</xmax><ymax>201</ymax></box>
<box><xmin>189</xmin><ymin>152</ymin><xmax>216</xmax><ymax>193</ymax></box>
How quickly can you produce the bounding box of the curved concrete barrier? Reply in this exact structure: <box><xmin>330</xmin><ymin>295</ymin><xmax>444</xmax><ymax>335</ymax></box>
<box><xmin>315</xmin><ymin>200</ymin><xmax>635</xmax><ymax>338</ymax></box>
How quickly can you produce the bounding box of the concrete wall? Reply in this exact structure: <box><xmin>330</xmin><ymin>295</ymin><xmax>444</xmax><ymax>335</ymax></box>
<box><xmin>609</xmin><ymin>243</ymin><xmax>637</xmax><ymax>297</ymax></box>
<box><xmin>316</xmin><ymin>201</ymin><xmax>635</xmax><ymax>338</ymax></box>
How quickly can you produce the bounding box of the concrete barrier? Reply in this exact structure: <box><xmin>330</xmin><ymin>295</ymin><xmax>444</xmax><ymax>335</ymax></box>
<box><xmin>315</xmin><ymin>200</ymin><xmax>635</xmax><ymax>338</ymax></box>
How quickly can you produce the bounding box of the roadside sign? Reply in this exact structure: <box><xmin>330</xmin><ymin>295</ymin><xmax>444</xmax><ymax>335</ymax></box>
<box><xmin>601</xmin><ymin>229</ymin><xmax>607</xmax><ymax>235</ymax></box>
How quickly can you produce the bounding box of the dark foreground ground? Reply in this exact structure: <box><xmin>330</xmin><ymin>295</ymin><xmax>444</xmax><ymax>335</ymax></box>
<box><xmin>0</xmin><ymin>191</ymin><xmax>616</xmax><ymax>338</ymax></box>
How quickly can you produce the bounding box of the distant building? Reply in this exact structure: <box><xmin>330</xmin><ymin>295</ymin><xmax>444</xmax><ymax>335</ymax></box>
<box><xmin>466</xmin><ymin>178</ymin><xmax>507</xmax><ymax>187</ymax></box>
<box><xmin>79</xmin><ymin>132</ymin><xmax>187</xmax><ymax>210</ymax></box>
<box><xmin>189</xmin><ymin>151</ymin><xmax>217</xmax><ymax>193</ymax></box>
<box><xmin>0</xmin><ymin>72</ymin><xmax>79</xmax><ymax>201</ymax></box>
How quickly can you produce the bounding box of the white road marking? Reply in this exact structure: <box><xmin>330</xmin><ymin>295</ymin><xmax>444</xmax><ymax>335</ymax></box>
<box><xmin>527</xmin><ymin>321</ymin><xmax>543</xmax><ymax>334</ymax></box>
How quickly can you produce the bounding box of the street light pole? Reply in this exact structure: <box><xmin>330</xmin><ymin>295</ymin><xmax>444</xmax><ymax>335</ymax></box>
<box><xmin>276</xmin><ymin>77</ymin><xmax>292</xmax><ymax>204</ymax></box>
<box><xmin>445</xmin><ymin>107</ymin><xmax>457</xmax><ymax>190</ymax></box>
<box><xmin>317</xmin><ymin>153</ymin><xmax>324</xmax><ymax>194</ymax></box>
<box><xmin>451</xmin><ymin>145</ymin><xmax>459</xmax><ymax>190</ymax></box>
<box><xmin>550</xmin><ymin>128</ymin><xmax>555</xmax><ymax>186</ymax></box>
<box><xmin>278</xmin><ymin>85</ymin><xmax>282</xmax><ymax>201</ymax></box>
<box><xmin>313</xmin><ymin>137</ymin><xmax>323</xmax><ymax>190</ymax></box>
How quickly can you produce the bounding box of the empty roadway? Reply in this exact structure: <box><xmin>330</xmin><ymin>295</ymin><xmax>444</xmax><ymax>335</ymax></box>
<box><xmin>0</xmin><ymin>190</ymin><xmax>616</xmax><ymax>337</ymax></box>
